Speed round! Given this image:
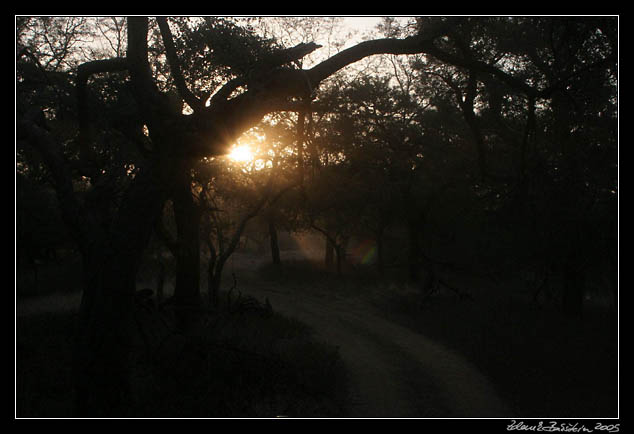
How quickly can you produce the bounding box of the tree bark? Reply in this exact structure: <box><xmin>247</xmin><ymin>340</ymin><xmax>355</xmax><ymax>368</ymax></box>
<box><xmin>325</xmin><ymin>237</ymin><xmax>334</xmax><ymax>269</ymax></box>
<box><xmin>74</xmin><ymin>163</ymin><xmax>168</xmax><ymax>416</ymax></box>
<box><xmin>407</xmin><ymin>219</ymin><xmax>421</xmax><ymax>284</ymax></box>
<box><xmin>268</xmin><ymin>220</ymin><xmax>281</xmax><ymax>266</ymax></box>
<box><xmin>335</xmin><ymin>244</ymin><xmax>344</xmax><ymax>276</ymax></box>
<box><xmin>171</xmin><ymin>167</ymin><xmax>202</xmax><ymax>308</ymax></box>
<box><xmin>552</xmin><ymin>91</ymin><xmax>587</xmax><ymax>318</ymax></box>
<box><xmin>74</xmin><ymin>250</ymin><xmax>135</xmax><ymax>417</ymax></box>
<box><xmin>208</xmin><ymin>262</ymin><xmax>224</xmax><ymax>309</ymax></box>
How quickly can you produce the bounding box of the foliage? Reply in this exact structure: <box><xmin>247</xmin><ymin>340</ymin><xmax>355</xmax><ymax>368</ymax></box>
<box><xmin>16</xmin><ymin>16</ymin><xmax>617</xmax><ymax>416</ymax></box>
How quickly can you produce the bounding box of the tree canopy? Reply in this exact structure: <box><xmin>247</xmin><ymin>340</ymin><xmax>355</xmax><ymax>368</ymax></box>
<box><xmin>16</xmin><ymin>16</ymin><xmax>618</xmax><ymax>416</ymax></box>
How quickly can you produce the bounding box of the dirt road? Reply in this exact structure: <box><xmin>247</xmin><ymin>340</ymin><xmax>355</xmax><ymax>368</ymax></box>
<box><xmin>16</xmin><ymin>280</ymin><xmax>513</xmax><ymax>418</ymax></box>
<box><xmin>239</xmin><ymin>283</ymin><xmax>513</xmax><ymax>418</ymax></box>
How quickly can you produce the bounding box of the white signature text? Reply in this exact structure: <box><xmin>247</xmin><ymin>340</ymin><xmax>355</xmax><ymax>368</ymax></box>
<box><xmin>507</xmin><ymin>420</ymin><xmax>619</xmax><ymax>433</ymax></box>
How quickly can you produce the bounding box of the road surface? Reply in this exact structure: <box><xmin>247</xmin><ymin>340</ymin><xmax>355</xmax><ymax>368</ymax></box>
<box><xmin>238</xmin><ymin>281</ymin><xmax>513</xmax><ymax>418</ymax></box>
<box><xmin>16</xmin><ymin>278</ymin><xmax>512</xmax><ymax>418</ymax></box>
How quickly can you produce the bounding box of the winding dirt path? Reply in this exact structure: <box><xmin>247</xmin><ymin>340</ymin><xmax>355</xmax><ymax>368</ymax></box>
<box><xmin>16</xmin><ymin>280</ymin><xmax>513</xmax><ymax>418</ymax></box>
<box><xmin>239</xmin><ymin>283</ymin><xmax>513</xmax><ymax>418</ymax></box>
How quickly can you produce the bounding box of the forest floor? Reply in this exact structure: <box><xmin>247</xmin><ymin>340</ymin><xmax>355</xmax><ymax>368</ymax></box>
<box><xmin>236</xmin><ymin>273</ymin><xmax>512</xmax><ymax>417</ymax></box>
<box><xmin>233</xmin><ymin>252</ymin><xmax>618</xmax><ymax>419</ymax></box>
<box><xmin>16</xmin><ymin>251</ymin><xmax>618</xmax><ymax>418</ymax></box>
<box><xmin>16</xmin><ymin>280</ymin><xmax>509</xmax><ymax>418</ymax></box>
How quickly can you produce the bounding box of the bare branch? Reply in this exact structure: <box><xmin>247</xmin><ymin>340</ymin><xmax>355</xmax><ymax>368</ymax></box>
<box><xmin>207</xmin><ymin>76</ymin><xmax>247</xmax><ymax>106</ymax></box>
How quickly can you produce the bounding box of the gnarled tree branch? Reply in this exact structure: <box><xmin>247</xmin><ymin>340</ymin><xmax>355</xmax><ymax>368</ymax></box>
<box><xmin>306</xmin><ymin>35</ymin><xmax>434</xmax><ymax>86</ymax></box>
<box><xmin>157</xmin><ymin>17</ymin><xmax>205</xmax><ymax>112</ymax></box>
<box><xmin>127</xmin><ymin>17</ymin><xmax>161</xmax><ymax>111</ymax></box>
<box><xmin>17</xmin><ymin>113</ymin><xmax>102</xmax><ymax>255</ymax></box>
<box><xmin>76</xmin><ymin>57</ymin><xmax>129</xmax><ymax>178</ymax></box>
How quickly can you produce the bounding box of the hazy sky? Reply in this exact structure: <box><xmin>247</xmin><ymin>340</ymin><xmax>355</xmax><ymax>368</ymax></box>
<box><xmin>342</xmin><ymin>16</ymin><xmax>383</xmax><ymax>29</ymax></box>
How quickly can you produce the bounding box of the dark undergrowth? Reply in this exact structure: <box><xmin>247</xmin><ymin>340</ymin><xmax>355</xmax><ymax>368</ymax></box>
<box><xmin>374</xmin><ymin>281</ymin><xmax>618</xmax><ymax>418</ymax></box>
<box><xmin>16</xmin><ymin>291</ymin><xmax>349</xmax><ymax>418</ymax></box>
<box><xmin>16</xmin><ymin>255</ymin><xmax>618</xmax><ymax>419</ymax></box>
<box><xmin>16</xmin><ymin>312</ymin><xmax>77</xmax><ymax>417</ymax></box>
<box><xmin>16</xmin><ymin>254</ymin><xmax>82</xmax><ymax>299</ymax></box>
<box><xmin>254</xmin><ymin>259</ymin><xmax>618</xmax><ymax>418</ymax></box>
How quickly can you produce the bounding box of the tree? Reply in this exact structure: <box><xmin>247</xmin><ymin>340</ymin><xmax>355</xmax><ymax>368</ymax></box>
<box><xmin>194</xmin><ymin>138</ymin><xmax>296</xmax><ymax>306</ymax></box>
<box><xmin>404</xmin><ymin>17</ymin><xmax>617</xmax><ymax>313</ymax></box>
<box><xmin>17</xmin><ymin>16</ymin><xmax>616</xmax><ymax>414</ymax></box>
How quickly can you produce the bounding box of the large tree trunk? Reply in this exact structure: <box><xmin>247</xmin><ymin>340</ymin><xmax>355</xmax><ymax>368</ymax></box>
<box><xmin>74</xmin><ymin>251</ymin><xmax>136</xmax><ymax>417</ymax></box>
<box><xmin>208</xmin><ymin>264</ymin><xmax>224</xmax><ymax>308</ymax></box>
<box><xmin>551</xmin><ymin>91</ymin><xmax>587</xmax><ymax>318</ymax></box>
<box><xmin>335</xmin><ymin>244</ymin><xmax>344</xmax><ymax>276</ymax></box>
<box><xmin>407</xmin><ymin>219</ymin><xmax>421</xmax><ymax>284</ymax></box>
<box><xmin>268</xmin><ymin>220</ymin><xmax>281</xmax><ymax>266</ymax></box>
<box><xmin>74</xmin><ymin>164</ymin><xmax>167</xmax><ymax>416</ymax></box>
<box><xmin>172</xmin><ymin>167</ymin><xmax>202</xmax><ymax>309</ymax></box>
<box><xmin>324</xmin><ymin>237</ymin><xmax>334</xmax><ymax>269</ymax></box>
<box><xmin>17</xmin><ymin>114</ymin><xmax>167</xmax><ymax>416</ymax></box>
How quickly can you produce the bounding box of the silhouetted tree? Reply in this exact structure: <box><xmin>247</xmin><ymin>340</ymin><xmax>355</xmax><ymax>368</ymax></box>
<box><xmin>16</xmin><ymin>16</ymin><xmax>616</xmax><ymax>415</ymax></box>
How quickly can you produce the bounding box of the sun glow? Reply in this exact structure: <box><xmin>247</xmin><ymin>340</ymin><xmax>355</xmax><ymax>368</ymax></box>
<box><xmin>227</xmin><ymin>144</ymin><xmax>254</xmax><ymax>163</ymax></box>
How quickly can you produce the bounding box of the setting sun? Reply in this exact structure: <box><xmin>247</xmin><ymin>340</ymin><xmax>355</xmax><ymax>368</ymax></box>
<box><xmin>227</xmin><ymin>144</ymin><xmax>254</xmax><ymax>163</ymax></box>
